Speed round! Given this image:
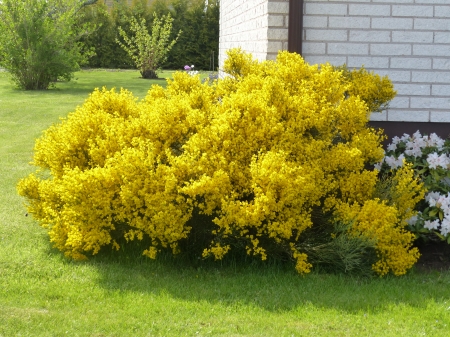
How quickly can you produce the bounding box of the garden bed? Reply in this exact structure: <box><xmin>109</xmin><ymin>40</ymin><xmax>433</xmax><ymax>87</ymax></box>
<box><xmin>416</xmin><ymin>241</ymin><xmax>450</xmax><ymax>272</ymax></box>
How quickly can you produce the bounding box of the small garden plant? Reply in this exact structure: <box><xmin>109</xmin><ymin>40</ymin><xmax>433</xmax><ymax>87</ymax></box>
<box><xmin>116</xmin><ymin>13</ymin><xmax>181</xmax><ymax>79</ymax></box>
<box><xmin>376</xmin><ymin>131</ymin><xmax>450</xmax><ymax>243</ymax></box>
<box><xmin>18</xmin><ymin>49</ymin><xmax>426</xmax><ymax>276</ymax></box>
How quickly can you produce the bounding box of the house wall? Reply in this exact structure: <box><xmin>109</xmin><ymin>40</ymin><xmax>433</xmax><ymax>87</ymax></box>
<box><xmin>301</xmin><ymin>0</ymin><xmax>450</xmax><ymax>123</ymax></box>
<box><xmin>219</xmin><ymin>0</ymin><xmax>450</xmax><ymax>124</ymax></box>
<box><xmin>219</xmin><ymin>0</ymin><xmax>289</xmax><ymax>68</ymax></box>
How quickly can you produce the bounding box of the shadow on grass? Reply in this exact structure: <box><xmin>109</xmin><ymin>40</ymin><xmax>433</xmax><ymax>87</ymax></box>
<box><xmin>45</xmin><ymin>237</ymin><xmax>450</xmax><ymax>315</ymax></box>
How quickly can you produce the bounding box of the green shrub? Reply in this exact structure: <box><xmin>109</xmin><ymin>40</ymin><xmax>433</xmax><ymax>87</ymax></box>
<box><xmin>77</xmin><ymin>0</ymin><xmax>219</xmax><ymax>70</ymax></box>
<box><xmin>18</xmin><ymin>49</ymin><xmax>423</xmax><ymax>276</ymax></box>
<box><xmin>116</xmin><ymin>13</ymin><xmax>181</xmax><ymax>78</ymax></box>
<box><xmin>0</xmin><ymin>0</ymin><xmax>94</xmax><ymax>89</ymax></box>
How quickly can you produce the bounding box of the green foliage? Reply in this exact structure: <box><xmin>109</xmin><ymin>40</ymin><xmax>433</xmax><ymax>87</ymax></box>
<box><xmin>0</xmin><ymin>0</ymin><xmax>94</xmax><ymax>90</ymax></box>
<box><xmin>162</xmin><ymin>0</ymin><xmax>220</xmax><ymax>70</ymax></box>
<box><xmin>78</xmin><ymin>0</ymin><xmax>219</xmax><ymax>70</ymax></box>
<box><xmin>298</xmin><ymin>218</ymin><xmax>377</xmax><ymax>276</ymax></box>
<box><xmin>117</xmin><ymin>13</ymin><xmax>181</xmax><ymax>78</ymax></box>
<box><xmin>77</xmin><ymin>2</ymin><xmax>129</xmax><ymax>68</ymax></box>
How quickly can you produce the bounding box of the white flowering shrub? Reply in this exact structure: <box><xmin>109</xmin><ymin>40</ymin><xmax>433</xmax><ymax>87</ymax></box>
<box><xmin>376</xmin><ymin>131</ymin><xmax>450</xmax><ymax>243</ymax></box>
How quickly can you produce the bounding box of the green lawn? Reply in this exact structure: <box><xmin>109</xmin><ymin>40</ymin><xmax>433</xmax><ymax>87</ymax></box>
<box><xmin>1</xmin><ymin>70</ymin><xmax>450</xmax><ymax>337</ymax></box>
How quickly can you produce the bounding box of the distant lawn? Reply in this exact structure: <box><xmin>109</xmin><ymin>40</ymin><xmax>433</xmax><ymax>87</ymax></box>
<box><xmin>1</xmin><ymin>70</ymin><xmax>450</xmax><ymax>337</ymax></box>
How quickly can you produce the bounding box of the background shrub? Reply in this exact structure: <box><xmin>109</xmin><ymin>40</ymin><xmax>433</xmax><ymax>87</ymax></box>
<box><xmin>18</xmin><ymin>49</ymin><xmax>423</xmax><ymax>276</ymax></box>
<box><xmin>0</xmin><ymin>0</ymin><xmax>95</xmax><ymax>89</ymax></box>
<box><xmin>77</xmin><ymin>0</ymin><xmax>219</xmax><ymax>70</ymax></box>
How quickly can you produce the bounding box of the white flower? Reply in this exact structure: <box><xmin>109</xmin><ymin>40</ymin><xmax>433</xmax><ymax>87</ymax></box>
<box><xmin>429</xmin><ymin>153</ymin><xmax>450</xmax><ymax>169</ymax></box>
<box><xmin>440</xmin><ymin>218</ymin><xmax>450</xmax><ymax>236</ymax></box>
<box><xmin>412</xmin><ymin>130</ymin><xmax>422</xmax><ymax>140</ymax></box>
<box><xmin>400</xmin><ymin>133</ymin><xmax>410</xmax><ymax>142</ymax></box>
<box><xmin>437</xmin><ymin>193</ymin><xmax>450</xmax><ymax>215</ymax></box>
<box><xmin>427</xmin><ymin>152</ymin><xmax>440</xmax><ymax>169</ymax></box>
<box><xmin>406</xmin><ymin>214</ymin><xmax>419</xmax><ymax>226</ymax></box>
<box><xmin>424</xmin><ymin>219</ymin><xmax>440</xmax><ymax>230</ymax></box>
<box><xmin>384</xmin><ymin>154</ymin><xmax>404</xmax><ymax>169</ymax></box>
<box><xmin>387</xmin><ymin>143</ymin><xmax>397</xmax><ymax>151</ymax></box>
<box><xmin>428</xmin><ymin>133</ymin><xmax>445</xmax><ymax>150</ymax></box>
<box><xmin>425</xmin><ymin>191</ymin><xmax>441</xmax><ymax>207</ymax></box>
<box><xmin>391</xmin><ymin>136</ymin><xmax>401</xmax><ymax>145</ymax></box>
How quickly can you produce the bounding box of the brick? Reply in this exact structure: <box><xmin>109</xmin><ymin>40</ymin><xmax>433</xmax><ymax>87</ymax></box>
<box><xmin>432</xmin><ymin>85</ymin><xmax>450</xmax><ymax>96</ymax></box>
<box><xmin>392</xmin><ymin>31</ymin><xmax>433</xmax><ymax>43</ymax></box>
<box><xmin>310</xmin><ymin>0</ymin><xmax>370</xmax><ymax>2</ymax></box>
<box><xmin>349</xmin><ymin>4</ymin><xmax>390</xmax><ymax>16</ymax></box>
<box><xmin>266</xmin><ymin>53</ymin><xmax>277</xmax><ymax>61</ymax></box>
<box><xmin>329</xmin><ymin>17</ymin><xmax>370</xmax><ymax>29</ymax></box>
<box><xmin>372</xmin><ymin>0</ymin><xmax>413</xmax><ymax>3</ymax></box>
<box><xmin>303</xmin><ymin>55</ymin><xmax>347</xmax><ymax>66</ymax></box>
<box><xmin>306</xmin><ymin>29</ymin><xmax>348</xmax><ymax>42</ymax></box>
<box><xmin>302</xmin><ymin>42</ymin><xmax>326</xmax><ymax>54</ymax></box>
<box><xmin>390</xmin><ymin>57</ymin><xmax>432</xmax><ymax>70</ymax></box>
<box><xmin>392</xmin><ymin>5</ymin><xmax>434</xmax><ymax>17</ymax></box>
<box><xmin>395</xmin><ymin>84</ymin><xmax>431</xmax><ymax>96</ymax></box>
<box><xmin>267</xmin><ymin>28</ymin><xmax>288</xmax><ymax>40</ymax></box>
<box><xmin>349</xmin><ymin>30</ymin><xmax>390</xmax><ymax>43</ymax></box>
<box><xmin>435</xmin><ymin>6</ymin><xmax>450</xmax><ymax>18</ymax></box>
<box><xmin>435</xmin><ymin>32</ymin><xmax>450</xmax><ymax>44</ymax></box>
<box><xmin>414</xmin><ymin>19</ymin><xmax>450</xmax><ymax>30</ymax></box>
<box><xmin>328</xmin><ymin>43</ymin><xmax>369</xmax><ymax>55</ymax></box>
<box><xmin>303</xmin><ymin>16</ymin><xmax>328</xmax><ymax>28</ymax></box>
<box><xmin>267</xmin><ymin>41</ymin><xmax>283</xmax><ymax>53</ymax></box>
<box><xmin>430</xmin><ymin>112</ymin><xmax>450</xmax><ymax>123</ymax></box>
<box><xmin>388</xmin><ymin>110</ymin><xmax>430</xmax><ymax>122</ymax></box>
<box><xmin>267</xmin><ymin>2</ymin><xmax>289</xmax><ymax>14</ymax></box>
<box><xmin>414</xmin><ymin>45</ymin><xmax>450</xmax><ymax>57</ymax></box>
<box><xmin>369</xmin><ymin>111</ymin><xmax>387</xmax><ymax>122</ymax></box>
<box><xmin>371</xmin><ymin>18</ymin><xmax>413</xmax><ymax>30</ymax></box>
<box><xmin>412</xmin><ymin>71</ymin><xmax>450</xmax><ymax>83</ymax></box>
<box><xmin>268</xmin><ymin>15</ymin><xmax>284</xmax><ymax>27</ymax></box>
<box><xmin>347</xmin><ymin>56</ymin><xmax>389</xmax><ymax>68</ymax></box>
<box><xmin>414</xmin><ymin>0</ymin><xmax>450</xmax><ymax>4</ymax></box>
<box><xmin>433</xmin><ymin>59</ymin><xmax>450</xmax><ymax>70</ymax></box>
<box><xmin>411</xmin><ymin>97</ymin><xmax>450</xmax><ymax>110</ymax></box>
<box><xmin>377</xmin><ymin>70</ymin><xmax>411</xmax><ymax>82</ymax></box>
<box><xmin>371</xmin><ymin>44</ymin><xmax>411</xmax><ymax>56</ymax></box>
<box><xmin>390</xmin><ymin>96</ymin><xmax>410</xmax><ymax>109</ymax></box>
<box><xmin>305</xmin><ymin>3</ymin><xmax>348</xmax><ymax>16</ymax></box>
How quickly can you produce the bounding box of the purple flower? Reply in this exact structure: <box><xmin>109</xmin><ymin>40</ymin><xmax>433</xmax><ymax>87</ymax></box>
<box><xmin>184</xmin><ymin>65</ymin><xmax>191</xmax><ymax>70</ymax></box>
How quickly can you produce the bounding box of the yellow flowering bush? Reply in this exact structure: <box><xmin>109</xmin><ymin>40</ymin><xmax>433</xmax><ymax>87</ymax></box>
<box><xmin>18</xmin><ymin>49</ymin><xmax>423</xmax><ymax>275</ymax></box>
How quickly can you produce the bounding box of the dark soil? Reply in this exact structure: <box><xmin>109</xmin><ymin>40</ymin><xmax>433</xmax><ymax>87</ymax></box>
<box><xmin>414</xmin><ymin>240</ymin><xmax>450</xmax><ymax>272</ymax></box>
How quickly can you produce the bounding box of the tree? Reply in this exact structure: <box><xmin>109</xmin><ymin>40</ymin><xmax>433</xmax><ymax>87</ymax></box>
<box><xmin>0</xmin><ymin>0</ymin><xmax>96</xmax><ymax>90</ymax></box>
<box><xmin>116</xmin><ymin>12</ymin><xmax>181</xmax><ymax>79</ymax></box>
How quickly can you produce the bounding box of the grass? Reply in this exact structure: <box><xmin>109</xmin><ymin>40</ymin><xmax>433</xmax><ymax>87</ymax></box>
<box><xmin>1</xmin><ymin>69</ymin><xmax>450</xmax><ymax>336</ymax></box>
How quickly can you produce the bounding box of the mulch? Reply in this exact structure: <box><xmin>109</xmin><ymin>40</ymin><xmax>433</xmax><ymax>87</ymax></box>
<box><xmin>414</xmin><ymin>240</ymin><xmax>450</xmax><ymax>272</ymax></box>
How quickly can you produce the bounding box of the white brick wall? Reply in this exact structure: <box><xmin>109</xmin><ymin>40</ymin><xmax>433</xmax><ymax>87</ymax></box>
<box><xmin>219</xmin><ymin>0</ymin><xmax>450</xmax><ymax>122</ymax></box>
<box><xmin>302</xmin><ymin>0</ymin><xmax>450</xmax><ymax>122</ymax></box>
<box><xmin>219</xmin><ymin>0</ymin><xmax>289</xmax><ymax>72</ymax></box>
